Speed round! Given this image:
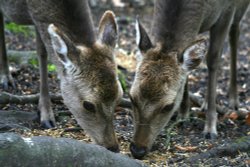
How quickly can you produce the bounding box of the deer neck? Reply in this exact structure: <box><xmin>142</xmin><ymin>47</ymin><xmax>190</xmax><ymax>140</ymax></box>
<box><xmin>151</xmin><ymin>0</ymin><xmax>205</xmax><ymax>52</ymax></box>
<box><xmin>63</xmin><ymin>0</ymin><xmax>96</xmax><ymax>46</ymax></box>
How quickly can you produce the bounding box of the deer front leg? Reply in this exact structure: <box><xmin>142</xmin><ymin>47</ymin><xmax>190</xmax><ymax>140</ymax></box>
<box><xmin>0</xmin><ymin>12</ymin><xmax>15</xmax><ymax>90</ymax></box>
<box><xmin>203</xmin><ymin>11</ymin><xmax>234</xmax><ymax>139</ymax></box>
<box><xmin>228</xmin><ymin>23</ymin><xmax>240</xmax><ymax>110</ymax></box>
<box><xmin>36</xmin><ymin>29</ymin><xmax>55</xmax><ymax>128</ymax></box>
<box><xmin>178</xmin><ymin>78</ymin><xmax>190</xmax><ymax>120</ymax></box>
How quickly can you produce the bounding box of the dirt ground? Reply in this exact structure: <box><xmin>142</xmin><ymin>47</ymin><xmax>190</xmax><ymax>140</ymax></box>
<box><xmin>1</xmin><ymin>4</ymin><xmax>249</xmax><ymax>167</ymax></box>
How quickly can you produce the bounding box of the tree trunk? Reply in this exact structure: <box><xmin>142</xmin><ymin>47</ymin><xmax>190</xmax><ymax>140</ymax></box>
<box><xmin>0</xmin><ymin>133</ymin><xmax>147</xmax><ymax>167</ymax></box>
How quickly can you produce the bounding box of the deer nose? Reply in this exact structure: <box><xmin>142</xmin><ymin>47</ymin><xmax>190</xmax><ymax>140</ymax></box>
<box><xmin>107</xmin><ymin>145</ymin><xmax>120</xmax><ymax>153</ymax></box>
<box><xmin>130</xmin><ymin>142</ymin><xmax>147</xmax><ymax>159</ymax></box>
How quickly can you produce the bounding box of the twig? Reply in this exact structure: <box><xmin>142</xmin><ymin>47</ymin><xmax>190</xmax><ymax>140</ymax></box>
<box><xmin>0</xmin><ymin>123</ymin><xmax>31</xmax><ymax>131</ymax></box>
<box><xmin>185</xmin><ymin>136</ymin><xmax>250</xmax><ymax>163</ymax></box>
<box><xmin>63</xmin><ymin>127</ymin><xmax>83</xmax><ymax>132</ymax></box>
<box><xmin>189</xmin><ymin>93</ymin><xmax>249</xmax><ymax>119</ymax></box>
<box><xmin>1</xmin><ymin>92</ymin><xmax>247</xmax><ymax>118</ymax></box>
<box><xmin>189</xmin><ymin>93</ymin><xmax>227</xmax><ymax>115</ymax></box>
<box><xmin>0</xmin><ymin>92</ymin><xmax>132</xmax><ymax>109</ymax></box>
<box><xmin>0</xmin><ymin>92</ymin><xmax>62</xmax><ymax>104</ymax></box>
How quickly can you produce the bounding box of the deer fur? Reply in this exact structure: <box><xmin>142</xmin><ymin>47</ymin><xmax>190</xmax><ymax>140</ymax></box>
<box><xmin>0</xmin><ymin>0</ymin><xmax>122</xmax><ymax>152</ymax></box>
<box><xmin>130</xmin><ymin>0</ymin><xmax>249</xmax><ymax>159</ymax></box>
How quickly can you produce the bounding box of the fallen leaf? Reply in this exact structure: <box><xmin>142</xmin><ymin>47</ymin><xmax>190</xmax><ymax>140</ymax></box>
<box><xmin>229</xmin><ymin>112</ymin><xmax>239</xmax><ymax>120</ymax></box>
<box><xmin>174</xmin><ymin>145</ymin><xmax>198</xmax><ymax>152</ymax></box>
<box><xmin>207</xmin><ymin>143</ymin><xmax>214</xmax><ymax>149</ymax></box>
<box><xmin>246</xmin><ymin>113</ymin><xmax>250</xmax><ymax>125</ymax></box>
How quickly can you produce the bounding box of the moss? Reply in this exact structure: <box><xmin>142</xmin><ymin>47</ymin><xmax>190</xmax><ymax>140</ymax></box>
<box><xmin>5</xmin><ymin>22</ymin><xmax>35</xmax><ymax>37</ymax></box>
<box><xmin>117</xmin><ymin>69</ymin><xmax>128</xmax><ymax>93</ymax></box>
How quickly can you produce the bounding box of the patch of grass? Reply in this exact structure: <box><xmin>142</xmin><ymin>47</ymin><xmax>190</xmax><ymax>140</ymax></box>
<box><xmin>28</xmin><ymin>58</ymin><xmax>57</xmax><ymax>72</ymax></box>
<box><xmin>29</xmin><ymin>58</ymin><xmax>39</xmax><ymax>68</ymax></box>
<box><xmin>5</xmin><ymin>22</ymin><xmax>35</xmax><ymax>37</ymax></box>
<box><xmin>47</xmin><ymin>64</ymin><xmax>56</xmax><ymax>72</ymax></box>
<box><xmin>117</xmin><ymin>69</ymin><xmax>128</xmax><ymax>93</ymax></box>
<box><xmin>236</xmin><ymin>136</ymin><xmax>249</xmax><ymax>143</ymax></box>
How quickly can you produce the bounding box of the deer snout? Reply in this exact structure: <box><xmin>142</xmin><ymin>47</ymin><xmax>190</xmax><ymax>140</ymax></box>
<box><xmin>107</xmin><ymin>145</ymin><xmax>120</xmax><ymax>153</ymax></box>
<box><xmin>130</xmin><ymin>142</ymin><xmax>147</xmax><ymax>159</ymax></box>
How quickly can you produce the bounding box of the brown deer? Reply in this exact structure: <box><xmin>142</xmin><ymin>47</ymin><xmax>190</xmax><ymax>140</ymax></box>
<box><xmin>0</xmin><ymin>0</ymin><xmax>122</xmax><ymax>152</ymax></box>
<box><xmin>129</xmin><ymin>0</ymin><xmax>249</xmax><ymax>158</ymax></box>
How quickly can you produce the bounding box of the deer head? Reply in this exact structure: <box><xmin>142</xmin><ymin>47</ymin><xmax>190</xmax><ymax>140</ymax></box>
<box><xmin>48</xmin><ymin>11</ymin><xmax>123</xmax><ymax>152</ymax></box>
<box><xmin>129</xmin><ymin>19</ymin><xmax>207</xmax><ymax>158</ymax></box>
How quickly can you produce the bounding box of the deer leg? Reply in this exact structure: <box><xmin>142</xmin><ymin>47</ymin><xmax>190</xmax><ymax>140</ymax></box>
<box><xmin>36</xmin><ymin>29</ymin><xmax>55</xmax><ymax>128</ymax></box>
<box><xmin>203</xmin><ymin>11</ymin><xmax>234</xmax><ymax>139</ymax></box>
<box><xmin>178</xmin><ymin>79</ymin><xmax>190</xmax><ymax>119</ymax></box>
<box><xmin>0</xmin><ymin>12</ymin><xmax>15</xmax><ymax>90</ymax></box>
<box><xmin>228</xmin><ymin>23</ymin><xmax>240</xmax><ymax>110</ymax></box>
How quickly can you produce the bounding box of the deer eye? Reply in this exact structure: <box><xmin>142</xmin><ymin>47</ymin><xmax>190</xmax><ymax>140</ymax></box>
<box><xmin>161</xmin><ymin>103</ymin><xmax>174</xmax><ymax>113</ymax></box>
<box><xmin>83</xmin><ymin>101</ymin><xmax>96</xmax><ymax>112</ymax></box>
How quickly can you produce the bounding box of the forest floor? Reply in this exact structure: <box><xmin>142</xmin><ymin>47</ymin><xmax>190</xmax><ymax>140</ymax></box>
<box><xmin>0</xmin><ymin>5</ymin><xmax>249</xmax><ymax>167</ymax></box>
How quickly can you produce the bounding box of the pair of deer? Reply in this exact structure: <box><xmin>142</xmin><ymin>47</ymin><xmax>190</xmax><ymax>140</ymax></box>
<box><xmin>1</xmin><ymin>0</ymin><xmax>249</xmax><ymax>159</ymax></box>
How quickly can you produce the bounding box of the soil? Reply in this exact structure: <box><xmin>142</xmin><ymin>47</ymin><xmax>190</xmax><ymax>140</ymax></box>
<box><xmin>1</xmin><ymin>5</ymin><xmax>249</xmax><ymax>167</ymax></box>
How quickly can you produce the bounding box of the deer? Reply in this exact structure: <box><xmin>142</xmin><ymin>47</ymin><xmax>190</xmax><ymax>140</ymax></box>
<box><xmin>129</xmin><ymin>0</ymin><xmax>249</xmax><ymax>158</ymax></box>
<box><xmin>0</xmin><ymin>0</ymin><xmax>123</xmax><ymax>152</ymax></box>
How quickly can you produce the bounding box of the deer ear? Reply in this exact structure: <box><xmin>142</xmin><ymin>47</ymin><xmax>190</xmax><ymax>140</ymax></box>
<box><xmin>136</xmin><ymin>16</ymin><xmax>153</xmax><ymax>52</ymax></box>
<box><xmin>181</xmin><ymin>39</ymin><xmax>207</xmax><ymax>71</ymax></box>
<box><xmin>48</xmin><ymin>24</ymin><xmax>77</xmax><ymax>69</ymax></box>
<box><xmin>98</xmin><ymin>11</ymin><xmax>118</xmax><ymax>48</ymax></box>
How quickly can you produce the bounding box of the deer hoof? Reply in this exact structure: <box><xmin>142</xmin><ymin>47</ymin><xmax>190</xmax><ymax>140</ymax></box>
<box><xmin>203</xmin><ymin>132</ymin><xmax>217</xmax><ymax>139</ymax></box>
<box><xmin>0</xmin><ymin>75</ymin><xmax>16</xmax><ymax>90</ymax></box>
<box><xmin>41</xmin><ymin>120</ymin><xmax>55</xmax><ymax>129</ymax></box>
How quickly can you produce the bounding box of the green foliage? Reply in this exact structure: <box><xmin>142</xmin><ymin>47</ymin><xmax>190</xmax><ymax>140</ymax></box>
<box><xmin>236</xmin><ymin>136</ymin><xmax>248</xmax><ymax>143</ymax></box>
<box><xmin>47</xmin><ymin>64</ymin><xmax>56</xmax><ymax>72</ymax></box>
<box><xmin>5</xmin><ymin>22</ymin><xmax>35</xmax><ymax>37</ymax></box>
<box><xmin>28</xmin><ymin>58</ymin><xmax>39</xmax><ymax>68</ymax></box>
<box><xmin>117</xmin><ymin>69</ymin><xmax>127</xmax><ymax>93</ymax></box>
<box><xmin>28</xmin><ymin>58</ymin><xmax>57</xmax><ymax>72</ymax></box>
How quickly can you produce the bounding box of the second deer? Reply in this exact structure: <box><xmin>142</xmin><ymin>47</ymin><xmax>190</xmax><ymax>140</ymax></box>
<box><xmin>129</xmin><ymin>0</ymin><xmax>249</xmax><ymax>158</ymax></box>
